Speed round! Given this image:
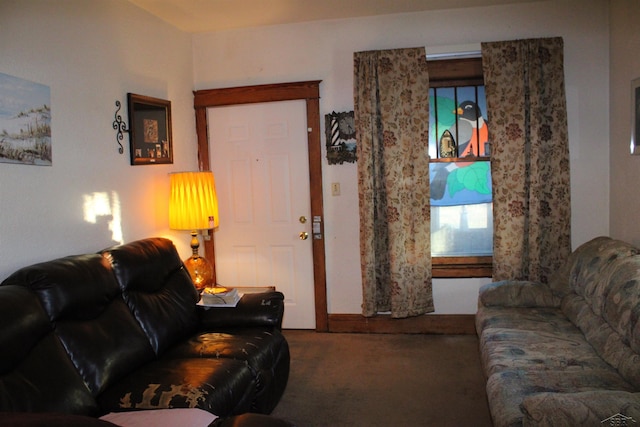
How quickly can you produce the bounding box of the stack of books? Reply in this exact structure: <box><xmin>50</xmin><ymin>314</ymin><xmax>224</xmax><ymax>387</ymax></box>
<box><xmin>199</xmin><ymin>286</ymin><xmax>240</xmax><ymax>307</ymax></box>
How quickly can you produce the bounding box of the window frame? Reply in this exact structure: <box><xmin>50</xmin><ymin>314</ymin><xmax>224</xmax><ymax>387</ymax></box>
<box><xmin>428</xmin><ymin>57</ymin><xmax>492</xmax><ymax>278</ymax></box>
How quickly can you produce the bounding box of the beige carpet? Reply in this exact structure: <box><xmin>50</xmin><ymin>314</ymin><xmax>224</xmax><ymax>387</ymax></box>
<box><xmin>271</xmin><ymin>330</ymin><xmax>492</xmax><ymax>427</ymax></box>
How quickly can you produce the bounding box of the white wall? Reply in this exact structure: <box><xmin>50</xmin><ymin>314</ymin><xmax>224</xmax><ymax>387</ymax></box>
<box><xmin>0</xmin><ymin>0</ymin><xmax>612</xmax><ymax>316</ymax></box>
<box><xmin>193</xmin><ymin>0</ymin><xmax>611</xmax><ymax>314</ymax></box>
<box><xmin>610</xmin><ymin>1</ymin><xmax>640</xmax><ymax>244</ymax></box>
<box><xmin>0</xmin><ymin>0</ymin><xmax>199</xmax><ymax>279</ymax></box>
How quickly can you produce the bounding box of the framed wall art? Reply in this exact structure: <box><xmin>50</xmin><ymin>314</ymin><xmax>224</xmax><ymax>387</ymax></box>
<box><xmin>0</xmin><ymin>72</ymin><xmax>51</xmax><ymax>166</ymax></box>
<box><xmin>127</xmin><ymin>93</ymin><xmax>173</xmax><ymax>165</ymax></box>
<box><xmin>631</xmin><ymin>78</ymin><xmax>640</xmax><ymax>155</ymax></box>
<box><xmin>325</xmin><ymin>110</ymin><xmax>357</xmax><ymax>165</ymax></box>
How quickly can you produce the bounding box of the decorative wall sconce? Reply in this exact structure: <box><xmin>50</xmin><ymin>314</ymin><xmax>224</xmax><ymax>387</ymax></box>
<box><xmin>112</xmin><ymin>100</ymin><xmax>128</xmax><ymax>154</ymax></box>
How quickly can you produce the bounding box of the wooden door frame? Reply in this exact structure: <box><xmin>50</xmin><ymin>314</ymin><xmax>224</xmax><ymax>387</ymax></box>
<box><xmin>193</xmin><ymin>81</ymin><xmax>328</xmax><ymax>331</ymax></box>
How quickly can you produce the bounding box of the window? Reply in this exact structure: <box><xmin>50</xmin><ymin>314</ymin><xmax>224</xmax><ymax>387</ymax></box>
<box><xmin>428</xmin><ymin>57</ymin><xmax>492</xmax><ymax>277</ymax></box>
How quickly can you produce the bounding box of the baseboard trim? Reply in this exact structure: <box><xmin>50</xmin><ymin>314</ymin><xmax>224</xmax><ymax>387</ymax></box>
<box><xmin>326</xmin><ymin>313</ymin><xmax>476</xmax><ymax>335</ymax></box>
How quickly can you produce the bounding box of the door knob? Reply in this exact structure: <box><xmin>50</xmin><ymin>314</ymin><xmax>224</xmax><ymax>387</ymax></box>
<box><xmin>299</xmin><ymin>231</ymin><xmax>309</xmax><ymax>240</ymax></box>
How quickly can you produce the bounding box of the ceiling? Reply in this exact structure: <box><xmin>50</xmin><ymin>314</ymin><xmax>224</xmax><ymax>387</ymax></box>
<box><xmin>126</xmin><ymin>0</ymin><xmax>539</xmax><ymax>33</ymax></box>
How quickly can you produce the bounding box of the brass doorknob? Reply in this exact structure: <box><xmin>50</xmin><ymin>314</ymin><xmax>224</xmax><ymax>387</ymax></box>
<box><xmin>299</xmin><ymin>231</ymin><xmax>309</xmax><ymax>240</ymax></box>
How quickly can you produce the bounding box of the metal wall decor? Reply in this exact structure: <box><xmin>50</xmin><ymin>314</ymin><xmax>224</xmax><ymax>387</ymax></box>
<box><xmin>112</xmin><ymin>100</ymin><xmax>128</xmax><ymax>154</ymax></box>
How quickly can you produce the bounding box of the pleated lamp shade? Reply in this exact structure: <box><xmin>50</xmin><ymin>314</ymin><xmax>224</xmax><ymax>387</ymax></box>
<box><xmin>169</xmin><ymin>171</ymin><xmax>219</xmax><ymax>291</ymax></box>
<box><xmin>169</xmin><ymin>171</ymin><xmax>219</xmax><ymax>231</ymax></box>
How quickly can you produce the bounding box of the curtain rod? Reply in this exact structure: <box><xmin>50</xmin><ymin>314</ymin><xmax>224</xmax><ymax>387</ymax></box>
<box><xmin>426</xmin><ymin>50</ymin><xmax>481</xmax><ymax>60</ymax></box>
<box><xmin>425</xmin><ymin>43</ymin><xmax>482</xmax><ymax>60</ymax></box>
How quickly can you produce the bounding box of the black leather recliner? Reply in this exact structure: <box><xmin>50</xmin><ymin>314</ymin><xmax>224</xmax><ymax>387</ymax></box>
<box><xmin>0</xmin><ymin>237</ymin><xmax>290</xmax><ymax>424</ymax></box>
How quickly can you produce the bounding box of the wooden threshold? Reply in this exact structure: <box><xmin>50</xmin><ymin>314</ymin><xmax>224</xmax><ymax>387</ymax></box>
<box><xmin>326</xmin><ymin>313</ymin><xmax>476</xmax><ymax>335</ymax></box>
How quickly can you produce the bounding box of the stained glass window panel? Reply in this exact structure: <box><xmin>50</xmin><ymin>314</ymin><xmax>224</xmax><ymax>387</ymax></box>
<box><xmin>429</xmin><ymin>86</ymin><xmax>488</xmax><ymax>159</ymax></box>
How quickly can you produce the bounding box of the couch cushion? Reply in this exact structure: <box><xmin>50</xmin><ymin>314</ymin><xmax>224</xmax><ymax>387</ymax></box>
<box><xmin>565</xmin><ymin>237</ymin><xmax>638</xmax><ymax>300</ymax></box>
<box><xmin>561</xmin><ymin>254</ymin><xmax>640</xmax><ymax>389</ymax></box>
<box><xmin>0</xmin><ymin>286</ymin><xmax>50</xmax><ymax>373</ymax></box>
<box><xmin>1</xmin><ymin>254</ymin><xmax>156</xmax><ymax>396</ymax></box>
<box><xmin>600</xmin><ymin>255</ymin><xmax>640</xmax><ymax>353</ymax></box>
<box><xmin>521</xmin><ymin>390</ymin><xmax>640</xmax><ymax>427</ymax></box>
<box><xmin>479</xmin><ymin>280</ymin><xmax>560</xmax><ymax>308</ymax></box>
<box><xmin>486</xmin><ymin>368</ymin><xmax>635</xmax><ymax>427</ymax></box>
<box><xmin>479</xmin><ymin>327</ymin><xmax>611</xmax><ymax>379</ymax></box>
<box><xmin>102</xmin><ymin>238</ymin><xmax>200</xmax><ymax>355</ymax></box>
<box><xmin>548</xmin><ymin>237</ymin><xmax>639</xmax><ymax>298</ymax></box>
<box><xmin>0</xmin><ymin>285</ymin><xmax>98</xmax><ymax>414</ymax></box>
<box><xmin>476</xmin><ymin>306</ymin><xmax>575</xmax><ymax>336</ymax></box>
<box><xmin>477</xmin><ymin>303</ymin><xmax>627</xmax><ymax>379</ymax></box>
<box><xmin>548</xmin><ymin>236</ymin><xmax>608</xmax><ymax>296</ymax></box>
<box><xmin>165</xmin><ymin>329</ymin><xmax>286</xmax><ymax>377</ymax></box>
<box><xmin>98</xmin><ymin>358</ymin><xmax>255</xmax><ymax>417</ymax></box>
<box><xmin>563</xmin><ymin>292</ymin><xmax>640</xmax><ymax>389</ymax></box>
<box><xmin>165</xmin><ymin>328</ymin><xmax>290</xmax><ymax>413</ymax></box>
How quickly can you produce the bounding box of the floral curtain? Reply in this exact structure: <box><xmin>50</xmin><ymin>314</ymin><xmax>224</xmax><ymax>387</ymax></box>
<box><xmin>482</xmin><ymin>37</ymin><xmax>571</xmax><ymax>282</ymax></box>
<box><xmin>354</xmin><ymin>47</ymin><xmax>433</xmax><ymax>318</ymax></box>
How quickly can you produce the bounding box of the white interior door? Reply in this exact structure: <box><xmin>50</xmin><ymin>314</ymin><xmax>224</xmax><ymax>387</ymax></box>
<box><xmin>208</xmin><ymin>100</ymin><xmax>315</xmax><ymax>329</ymax></box>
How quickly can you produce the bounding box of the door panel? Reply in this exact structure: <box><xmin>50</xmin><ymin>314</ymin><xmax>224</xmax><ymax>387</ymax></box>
<box><xmin>208</xmin><ymin>100</ymin><xmax>315</xmax><ymax>329</ymax></box>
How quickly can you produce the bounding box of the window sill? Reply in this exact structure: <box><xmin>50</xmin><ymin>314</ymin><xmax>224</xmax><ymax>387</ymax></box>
<box><xmin>432</xmin><ymin>256</ymin><xmax>492</xmax><ymax>278</ymax></box>
<box><xmin>429</xmin><ymin>156</ymin><xmax>490</xmax><ymax>163</ymax></box>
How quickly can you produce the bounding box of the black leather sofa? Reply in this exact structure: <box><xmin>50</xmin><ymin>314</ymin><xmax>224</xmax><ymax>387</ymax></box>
<box><xmin>0</xmin><ymin>238</ymin><xmax>291</xmax><ymax>426</ymax></box>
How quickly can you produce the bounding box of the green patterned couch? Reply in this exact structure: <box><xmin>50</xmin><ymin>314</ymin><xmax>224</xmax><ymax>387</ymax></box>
<box><xmin>476</xmin><ymin>236</ymin><xmax>640</xmax><ymax>426</ymax></box>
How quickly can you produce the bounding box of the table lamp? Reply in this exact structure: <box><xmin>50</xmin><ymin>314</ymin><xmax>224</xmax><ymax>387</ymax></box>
<box><xmin>169</xmin><ymin>171</ymin><xmax>219</xmax><ymax>291</ymax></box>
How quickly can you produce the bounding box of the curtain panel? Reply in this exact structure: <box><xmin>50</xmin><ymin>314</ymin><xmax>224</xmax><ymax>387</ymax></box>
<box><xmin>354</xmin><ymin>47</ymin><xmax>434</xmax><ymax>318</ymax></box>
<box><xmin>482</xmin><ymin>37</ymin><xmax>572</xmax><ymax>282</ymax></box>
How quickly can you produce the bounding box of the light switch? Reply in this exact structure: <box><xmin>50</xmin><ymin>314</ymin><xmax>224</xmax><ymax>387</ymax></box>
<box><xmin>331</xmin><ymin>182</ymin><xmax>340</xmax><ymax>196</ymax></box>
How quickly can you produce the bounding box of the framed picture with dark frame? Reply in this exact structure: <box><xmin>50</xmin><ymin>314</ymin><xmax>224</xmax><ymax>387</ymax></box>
<box><xmin>631</xmin><ymin>78</ymin><xmax>640</xmax><ymax>155</ymax></box>
<box><xmin>127</xmin><ymin>93</ymin><xmax>173</xmax><ymax>165</ymax></box>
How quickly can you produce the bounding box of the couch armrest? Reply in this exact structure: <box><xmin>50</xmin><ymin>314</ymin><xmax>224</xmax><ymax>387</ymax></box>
<box><xmin>479</xmin><ymin>280</ymin><xmax>561</xmax><ymax>308</ymax></box>
<box><xmin>198</xmin><ymin>291</ymin><xmax>285</xmax><ymax>330</ymax></box>
<box><xmin>521</xmin><ymin>391</ymin><xmax>640</xmax><ymax>427</ymax></box>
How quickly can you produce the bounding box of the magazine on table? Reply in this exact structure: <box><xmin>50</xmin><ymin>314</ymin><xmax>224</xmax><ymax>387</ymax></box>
<box><xmin>198</xmin><ymin>287</ymin><xmax>240</xmax><ymax>307</ymax></box>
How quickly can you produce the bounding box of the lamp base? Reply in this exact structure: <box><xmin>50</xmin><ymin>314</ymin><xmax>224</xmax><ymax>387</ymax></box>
<box><xmin>183</xmin><ymin>255</ymin><xmax>213</xmax><ymax>292</ymax></box>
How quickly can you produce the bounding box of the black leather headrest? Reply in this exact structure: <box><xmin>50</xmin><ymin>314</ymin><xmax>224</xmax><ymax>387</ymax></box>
<box><xmin>0</xmin><ymin>285</ymin><xmax>50</xmax><ymax>372</ymax></box>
